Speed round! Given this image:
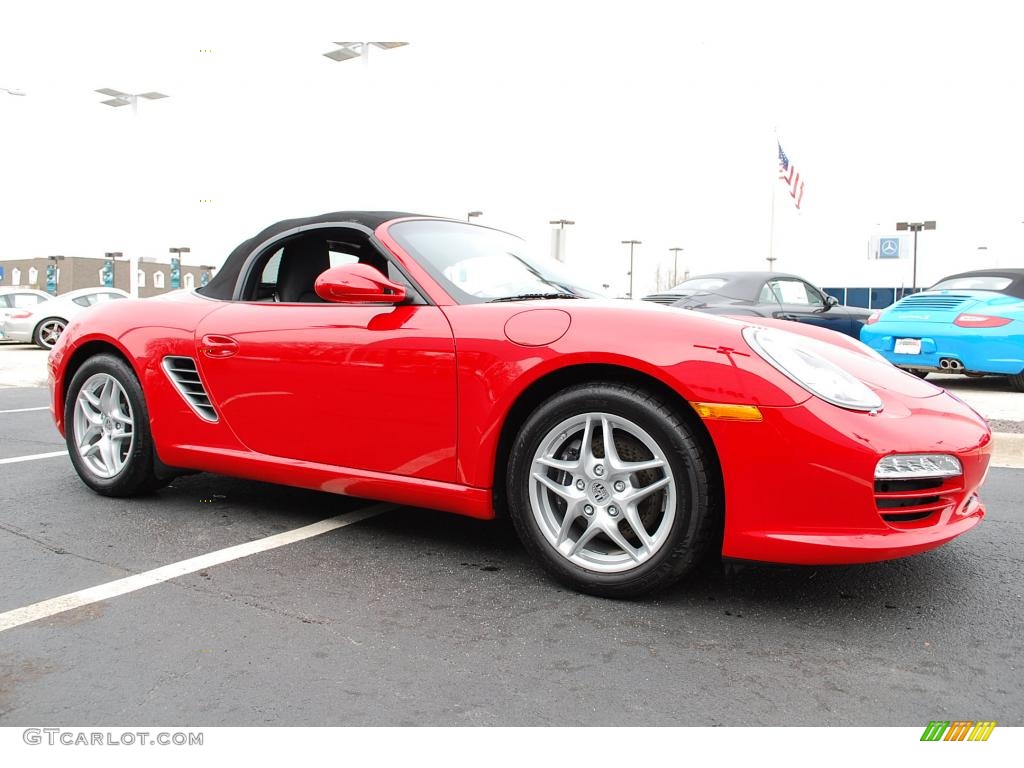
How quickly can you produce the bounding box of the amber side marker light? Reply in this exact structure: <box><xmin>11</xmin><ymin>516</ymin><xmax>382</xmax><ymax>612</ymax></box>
<box><xmin>691</xmin><ymin>402</ymin><xmax>763</xmax><ymax>421</ymax></box>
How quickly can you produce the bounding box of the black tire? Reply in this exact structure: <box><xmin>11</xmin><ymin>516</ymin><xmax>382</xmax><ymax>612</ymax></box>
<box><xmin>33</xmin><ymin>317</ymin><xmax>67</xmax><ymax>350</ymax></box>
<box><xmin>506</xmin><ymin>382</ymin><xmax>720</xmax><ymax>598</ymax></box>
<box><xmin>905</xmin><ymin>368</ymin><xmax>930</xmax><ymax>379</ymax></box>
<box><xmin>64</xmin><ymin>353</ymin><xmax>168</xmax><ymax>496</ymax></box>
<box><xmin>1009</xmin><ymin>371</ymin><xmax>1024</xmax><ymax>392</ymax></box>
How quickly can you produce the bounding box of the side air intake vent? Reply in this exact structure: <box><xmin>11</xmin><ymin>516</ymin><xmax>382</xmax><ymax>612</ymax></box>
<box><xmin>162</xmin><ymin>356</ymin><xmax>218</xmax><ymax>422</ymax></box>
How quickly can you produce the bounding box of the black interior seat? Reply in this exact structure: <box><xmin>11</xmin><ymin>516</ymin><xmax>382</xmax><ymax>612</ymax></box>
<box><xmin>277</xmin><ymin>238</ymin><xmax>330</xmax><ymax>302</ymax></box>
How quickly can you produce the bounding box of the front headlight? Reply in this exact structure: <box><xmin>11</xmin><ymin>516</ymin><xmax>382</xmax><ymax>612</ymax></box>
<box><xmin>743</xmin><ymin>327</ymin><xmax>883</xmax><ymax>412</ymax></box>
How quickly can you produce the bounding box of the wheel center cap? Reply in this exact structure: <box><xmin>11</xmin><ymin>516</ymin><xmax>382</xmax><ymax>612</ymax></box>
<box><xmin>103</xmin><ymin>418</ymin><xmax>113</xmax><ymax>431</ymax></box>
<box><xmin>590</xmin><ymin>481</ymin><xmax>610</xmax><ymax>504</ymax></box>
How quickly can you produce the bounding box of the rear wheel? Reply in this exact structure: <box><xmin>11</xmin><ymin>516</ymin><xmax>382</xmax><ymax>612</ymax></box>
<box><xmin>33</xmin><ymin>317</ymin><xmax>66</xmax><ymax>349</ymax></box>
<box><xmin>64</xmin><ymin>354</ymin><xmax>168</xmax><ymax>496</ymax></box>
<box><xmin>904</xmin><ymin>368</ymin><xmax>930</xmax><ymax>379</ymax></box>
<box><xmin>506</xmin><ymin>382</ymin><xmax>719</xmax><ymax>598</ymax></box>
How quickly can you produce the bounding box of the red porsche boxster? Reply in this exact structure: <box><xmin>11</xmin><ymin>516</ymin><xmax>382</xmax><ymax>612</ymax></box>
<box><xmin>47</xmin><ymin>212</ymin><xmax>992</xmax><ymax>596</ymax></box>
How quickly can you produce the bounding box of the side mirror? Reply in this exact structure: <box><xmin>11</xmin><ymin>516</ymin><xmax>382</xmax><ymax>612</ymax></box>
<box><xmin>314</xmin><ymin>263</ymin><xmax>407</xmax><ymax>304</ymax></box>
<box><xmin>825</xmin><ymin>294</ymin><xmax>839</xmax><ymax>308</ymax></box>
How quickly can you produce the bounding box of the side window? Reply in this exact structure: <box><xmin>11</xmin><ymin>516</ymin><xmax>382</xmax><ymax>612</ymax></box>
<box><xmin>328</xmin><ymin>248</ymin><xmax>359</xmax><ymax>268</ymax></box>
<box><xmin>184</xmin><ymin>273</ymin><xmax>195</xmax><ymax>289</ymax></box>
<box><xmin>0</xmin><ymin>295</ymin><xmax>10</xmax><ymax>308</ymax></box>
<box><xmin>770</xmin><ymin>279</ymin><xmax>822</xmax><ymax>307</ymax></box>
<box><xmin>244</xmin><ymin>231</ymin><xmax>426</xmax><ymax>304</ymax></box>
<box><xmin>758</xmin><ymin>282</ymin><xmax>778</xmax><ymax>303</ymax></box>
<box><xmin>138</xmin><ymin>270</ymin><xmax>147</xmax><ymax>288</ymax></box>
<box><xmin>153</xmin><ymin>271</ymin><xmax>165</xmax><ymax>289</ymax></box>
<box><xmin>12</xmin><ymin>293</ymin><xmax>45</xmax><ymax>308</ymax></box>
<box><xmin>801</xmin><ymin>282</ymin><xmax>825</xmax><ymax>308</ymax></box>
<box><xmin>261</xmin><ymin>249</ymin><xmax>283</xmax><ymax>284</ymax></box>
<box><xmin>72</xmin><ymin>295</ymin><xmax>93</xmax><ymax>307</ymax></box>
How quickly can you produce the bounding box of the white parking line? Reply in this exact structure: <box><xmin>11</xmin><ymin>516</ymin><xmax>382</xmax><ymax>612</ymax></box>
<box><xmin>0</xmin><ymin>406</ymin><xmax>49</xmax><ymax>414</ymax></box>
<box><xmin>0</xmin><ymin>450</ymin><xmax>68</xmax><ymax>465</ymax></box>
<box><xmin>0</xmin><ymin>502</ymin><xmax>396</xmax><ymax>633</ymax></box>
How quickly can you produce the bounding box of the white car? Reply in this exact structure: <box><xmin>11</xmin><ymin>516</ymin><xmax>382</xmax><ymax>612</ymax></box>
<box><xmin>1</xmin><ymin>287</ymin><xmax>129</xmax><ymax>349</ymax></box>
<box><xmin>0</xmin><ymin>288</ymin><xmax>52</xmax><ymax>341</ymax></box>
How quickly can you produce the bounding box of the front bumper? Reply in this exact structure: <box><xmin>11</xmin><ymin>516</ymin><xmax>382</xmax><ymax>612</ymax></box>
<box><xmin>705</xmin><ymin>390</ymin><xmax>991</xmax><ymax>565</ymax></box>
<box><xmin>861</xmin><ymin>322</ymin><xmax>1024</xmax><ymax>375</ymax></box>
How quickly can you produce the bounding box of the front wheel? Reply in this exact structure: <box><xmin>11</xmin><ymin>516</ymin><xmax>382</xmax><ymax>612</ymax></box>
<box><xmin>64</xmin><ymin>354</ymin><xmax>168</xmax><ymax>496</ymax></box>
<box><xmin>506</xmin><ymin>382</ymin><xmax>720</xmax><ymax>598</ymax></box>
<box><xmin>33</xmin><ymin>317</ymin><xmax>67</xmax><ymax>349</ymax></box>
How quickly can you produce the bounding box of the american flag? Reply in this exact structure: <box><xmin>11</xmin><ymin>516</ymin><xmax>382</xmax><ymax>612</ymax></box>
<box><xmin>777</xmin><ymin>142</ymin><xmax>805</xmax><ymax>209</ymax></box>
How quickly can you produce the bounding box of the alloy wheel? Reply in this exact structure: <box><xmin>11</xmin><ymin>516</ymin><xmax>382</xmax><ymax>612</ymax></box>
<box><xmin>529</xmin><ymin>412</ymin><xmax>677</xmax><ymax>573</ymax></box>
<box><xmin>73</xmin><ymin>372</ymin><xmax>135</xmax><ymax>479</ymax></box>
<box><xmin>37</xmin><ymin>319</ymin><xmax>66</xmax><ymax>349</ymax></box>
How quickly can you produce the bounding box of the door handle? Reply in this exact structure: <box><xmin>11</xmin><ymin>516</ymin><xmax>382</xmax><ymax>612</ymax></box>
<box><xmin>200</xmin><ymin>334</ymin><xmax>239</xmax><ymax>358</ymax></box>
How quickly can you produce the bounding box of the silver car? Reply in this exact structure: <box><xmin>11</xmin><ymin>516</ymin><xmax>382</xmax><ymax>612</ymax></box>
<box><xmin>0</xmin><ymin>288</ymin><xmax>52</xmax><ymax>341</ymax></box>
<box><xmin>1</xmin><ymin>287</ymin><xmax>129</xmax><ymax>349</ymax></box>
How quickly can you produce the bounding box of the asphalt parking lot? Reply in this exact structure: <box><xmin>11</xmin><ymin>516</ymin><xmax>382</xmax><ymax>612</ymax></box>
<box><xmin>0</xmin><ymin>358</ymin><xmax>1021</xmax><ymax>726</ymax></box>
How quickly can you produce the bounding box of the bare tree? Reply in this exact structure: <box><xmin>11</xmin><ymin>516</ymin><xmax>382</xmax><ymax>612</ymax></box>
<box><xmin>653</xmin><ymin>262</ymin><xmax>675</xmax><ymax>292</ymax></box>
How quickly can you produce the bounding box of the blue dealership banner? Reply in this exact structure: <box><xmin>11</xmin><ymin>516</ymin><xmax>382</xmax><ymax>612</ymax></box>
<box><xmin>171</xmin><ymin>257</ymin><xmax>181</xmax><ymax>289</ymax></box>
<box><xmin>46</xmin><ymin>264</ymin><xmax>57</xmax><ymax>294</ymax></box>
<box><xmin>101</xmin><ymin>260</ymin><xmax>114</xmax><ymax>287</ymax></box>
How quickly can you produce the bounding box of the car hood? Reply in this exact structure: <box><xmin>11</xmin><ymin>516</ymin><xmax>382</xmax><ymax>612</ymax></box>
<box><xmin>500</xmin><ymin>300</ymin><xmax>944</xmax><ymax>403</ymax></box>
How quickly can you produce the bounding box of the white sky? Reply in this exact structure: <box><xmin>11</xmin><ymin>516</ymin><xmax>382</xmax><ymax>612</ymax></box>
<box><xmin>1</xmin><ymin>0</ymin><xmax>1022</xmax><ymax>297</ymax></box>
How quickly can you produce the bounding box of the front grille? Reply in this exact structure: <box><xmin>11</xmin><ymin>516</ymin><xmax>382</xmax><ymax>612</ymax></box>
<box><xmin>162</xmin><ymin>356</ymin><xmax>218</xmax><ymax>422</ymax></box>
<box><xmin>873</xmin><ymin>476</ymin><xmax>961</xmax><ymax>527</ymax></box>
<box><xmin>894</xmin><ymin>294</ymin><xmax>972</xmax><ymax>312</ymax></box>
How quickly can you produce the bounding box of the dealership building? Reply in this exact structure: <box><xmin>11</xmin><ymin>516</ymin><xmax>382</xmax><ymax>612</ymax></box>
<box><xmin>0</xmin><ymin>256</ymin><xmax>215</xmax><ymax>298</ymax></box>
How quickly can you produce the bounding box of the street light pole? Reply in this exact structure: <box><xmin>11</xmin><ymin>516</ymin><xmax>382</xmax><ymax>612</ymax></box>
<box><xmin>467</xmin><ymin>211</ymin><xmax>483</xmax><ymax>222</ymax></box>
<box><xmin>668</xmin><ymin>247</ymin><xmax>684</xmax><ymax>286</ymax></box>
<box><xmin>621</xmin><ymin>240</ymin><xmax>642</xmax><ymax>299</ymax></box>
<box><xmin>895</xmin><ymin>220</ymin><xmax>936</xmax><ymax>291</ymax></box>
<box><xmin>95</xmin><ymin>89</ymin><xmax>168</xmax><ymax>116</ymax></box>
<box><xmin>549</xmin><ymin>219</ymin><xmax>575</xmax><ymax>263</ymax></box>
<box><xmin>323</xmin><ymin>42</ymin><xmax>409</xmax><ymax>66</ymax></box>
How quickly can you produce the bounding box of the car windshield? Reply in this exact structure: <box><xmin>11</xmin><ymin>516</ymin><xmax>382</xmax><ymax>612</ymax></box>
<box><xmin>388</xmin><ymin>220</ymin><xmax>600</xmax><ymax>303</ymax></box>
<box><xmin>930</xmin><ymin>275</ymin><xmax>1012</xmax><ymax>292</ymax></box>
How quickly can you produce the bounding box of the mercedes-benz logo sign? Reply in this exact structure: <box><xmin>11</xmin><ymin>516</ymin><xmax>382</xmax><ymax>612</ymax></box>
<box><xmin>881</xmin><ymin>240</ymin><xmax>898</xmax><ymax>256</ymax></box>
<box><xmin>591</xmin><ymin>481</ymin><xmax>609</xmax><ymax>504</ymax></box>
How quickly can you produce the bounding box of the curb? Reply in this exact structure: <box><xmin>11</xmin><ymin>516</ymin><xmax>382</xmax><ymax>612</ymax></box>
<box><xmin>991</xmin><ymin>431</ymin><xmax>1024</xmax><ymax>469</ymax></box>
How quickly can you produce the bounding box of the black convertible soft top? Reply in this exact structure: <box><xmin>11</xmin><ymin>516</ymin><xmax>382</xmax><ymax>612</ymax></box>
<box><xmin>198</xmin><ymin>210</ymin><xmax>421</xmax><ymax>300</ymax></box>
<box><xmin>934</xmin><ymin>268</ymin><xmax>1024</xmax><ymax>299</ymax></box>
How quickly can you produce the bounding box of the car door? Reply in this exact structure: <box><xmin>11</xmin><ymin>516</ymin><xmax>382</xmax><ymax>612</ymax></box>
<box><xmin>193</xmin><ymin>266</ymin><xmax>459</xmax><ymax>484</ymax></box>
<box><xmin>762</xmin><ymin>278</ymin><xmax>852</xmax><ymax>335</ymax></box>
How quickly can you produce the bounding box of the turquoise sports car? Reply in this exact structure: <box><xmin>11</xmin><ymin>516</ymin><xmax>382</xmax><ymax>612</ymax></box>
<box><xmin>860</xmin><ymin>268</ymin><xmax>1024</xmax><ymax>391</ymax></box>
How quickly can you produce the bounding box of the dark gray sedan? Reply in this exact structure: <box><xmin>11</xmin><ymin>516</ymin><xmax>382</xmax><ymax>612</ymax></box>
<box><xmin>643</xmin><ymin>271</ymin><xmax>873</xmax><ymax>339</ymax></box>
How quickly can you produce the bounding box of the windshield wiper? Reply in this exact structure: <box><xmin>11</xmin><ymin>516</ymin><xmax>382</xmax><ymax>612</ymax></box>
<box><xmin>488</xmin><ymin>292</ymin><xmax>582</xmax><ymax>303</ymax></box>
